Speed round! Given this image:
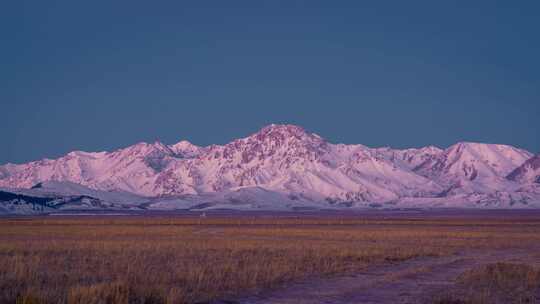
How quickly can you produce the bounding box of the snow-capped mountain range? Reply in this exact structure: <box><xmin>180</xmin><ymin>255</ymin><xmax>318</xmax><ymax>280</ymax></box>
<box><xmin>1</xmin><ymin>124</ymin><xmax>539</xmax><ymax>213</ymax></box>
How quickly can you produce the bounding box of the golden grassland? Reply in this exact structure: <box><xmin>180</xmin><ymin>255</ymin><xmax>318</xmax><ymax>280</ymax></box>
<box><xmin>434</xmin><ymin>262</ymin><xmax>540</xmax><ymax>304</ymax></box>
<box><xmin>1</xmin><ymin>214</ymin><xmax>540</xmax><ymax>304</ymax></box>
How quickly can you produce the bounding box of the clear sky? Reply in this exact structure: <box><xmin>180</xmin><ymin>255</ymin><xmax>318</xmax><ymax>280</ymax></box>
<box><xmin>2</xmin><ymin>1</ymin><xmax>539</xmax><ymax>164</ymax></box>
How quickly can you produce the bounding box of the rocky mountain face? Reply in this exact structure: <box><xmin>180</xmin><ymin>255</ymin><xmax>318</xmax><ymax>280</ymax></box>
<box><xmin>507</xmin><ymin>154</ymin><xmax>540</xmax><ymax>184</ymax></box>
<box><xmin>0</xmin><ymin>124</ymin><xmax>538</xmax><ymax>211</ymax></box>
<box><xmin>414</xmin><ymin>142</ymin><xmax>532</xmax><ymax>182</ymax></box>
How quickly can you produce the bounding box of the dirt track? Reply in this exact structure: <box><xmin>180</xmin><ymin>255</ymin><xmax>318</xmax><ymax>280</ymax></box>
<box><xmin>231</xmin><ymin>247</ymin><xmax>540</xmax><ymax>304</ymax></box>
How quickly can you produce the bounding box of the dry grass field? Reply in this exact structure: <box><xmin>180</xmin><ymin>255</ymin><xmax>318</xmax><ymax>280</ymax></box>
<box><xmin>1</xmin><ymin>212</ymin><xmax>540</xmax><ymax>304</ymax></box>
<box><xmin>433</xmin><ymin>262</ymin><xmax>540</xmax><ymax>304</ymax></box>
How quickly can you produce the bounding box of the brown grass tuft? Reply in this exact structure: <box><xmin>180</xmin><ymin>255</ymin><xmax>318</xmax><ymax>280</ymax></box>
<box><xmin>68</xmin><ymin>282</ymin><xmax>129</xmax><ymax>304</ymax></box>
<box><xmin>432</xmin><ymin>262</ymin><xmax>540</xmax><ymax>304</ymax></box>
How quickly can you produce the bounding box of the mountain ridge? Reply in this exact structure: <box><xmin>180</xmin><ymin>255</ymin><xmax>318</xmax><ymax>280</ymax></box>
<box><xmin>1</xmin><ymin>124</ymin><xmax>538</xmax><ymax>213</ymax></box>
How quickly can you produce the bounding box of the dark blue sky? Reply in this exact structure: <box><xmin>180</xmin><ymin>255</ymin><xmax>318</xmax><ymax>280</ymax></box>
<box><xmin>2</xmin><ymin>1</ymin><xmax>539</xmax><ymax>164</ymax></box>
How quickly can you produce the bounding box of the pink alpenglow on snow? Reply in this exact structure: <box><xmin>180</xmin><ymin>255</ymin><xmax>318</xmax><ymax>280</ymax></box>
<box><xmin>0</xmin><ymin>124</ymin><xmax>539</xmax><ymax>213</ymax></box>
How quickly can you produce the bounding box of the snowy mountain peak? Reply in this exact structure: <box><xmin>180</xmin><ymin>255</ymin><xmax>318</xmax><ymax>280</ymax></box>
<box><xmin>447</xmin><ymin>142</ymin><xmax>532</xmax><ymax>173</ymax></box>
<box><xmin>229</xmin><ymin>124</ymin><xmax>329</xmax><ymax>162</ymax></box>
<box><xmin>419</xmin><ymin>146</ymin><xmax>444</xmax><ymax>154</ymax></box>
<box><xmin>250</xmin><ymin>124</ymin><xmax>323</xmax><ymax>143</ymax></box>
<box><xmin>415</xmin><ymin>141</ymin><xmax>533</xmax><ymax>186</ymax></box>
<box><xmin>169</xmin><ymin>140</ymin><xmax>201</xmax><ymax>158</ymax></box>
<box><xmin>171</xmin><ymin>140</ymin><xmax>197</xmax><ymax>149</ymax></box>
<box><xmin>375</xmin><ymin>145</ymin><xmax>443</xmax><ymax>171</ymax></box>
<box><xmin>66</xmin><ymin>150</ymin><xmax>107</xmax><ymax>159</ymax></box>
<box><xmin>124</xmin><ymin>141</ymin><xmax>174</xmax><ymax>156</ymax></box>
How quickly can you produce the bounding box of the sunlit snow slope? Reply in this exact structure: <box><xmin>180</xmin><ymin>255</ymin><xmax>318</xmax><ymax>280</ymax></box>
<box><xmin>1</xmin><ymin>124</ymin><xmax>539</xmax><ymax>212</ymax></box>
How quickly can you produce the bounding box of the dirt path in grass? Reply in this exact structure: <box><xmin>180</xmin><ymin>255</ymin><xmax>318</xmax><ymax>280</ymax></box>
<box><xmin>226</xmin><ymin>247</ymin><xmax>540</xmax><ymax>304</ymax></box>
